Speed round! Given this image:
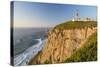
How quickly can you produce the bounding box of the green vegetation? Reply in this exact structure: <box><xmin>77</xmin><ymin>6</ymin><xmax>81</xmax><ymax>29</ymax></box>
<box><xmin>54</xmin><ymin>21</ymin><xmax>97</xmax><ymax>30</ymax></box>
<box><xmin>64</xmin><ymin>32</ymin><xmax>97</xmax><ymax>62</ymax></box>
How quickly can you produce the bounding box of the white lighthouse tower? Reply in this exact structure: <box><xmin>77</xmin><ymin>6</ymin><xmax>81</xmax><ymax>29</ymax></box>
<box><xmin>72</xmin><ymin>9</ymin><xmax>80</xmax><ymax>22</ymax></box>
<box><xmin>76</xmin><ymin>9</ymin><xmax>80</xmax><ymax>21</ymax></box>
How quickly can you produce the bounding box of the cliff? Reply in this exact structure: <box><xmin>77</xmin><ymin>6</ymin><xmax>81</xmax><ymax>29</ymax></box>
<box><xmin>29</xmin><ymin>21</ymin><xmax>97</xmax><ymax>64</ymax></box>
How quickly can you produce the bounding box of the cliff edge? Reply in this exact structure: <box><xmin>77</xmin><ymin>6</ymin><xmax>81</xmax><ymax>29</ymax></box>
<box><xmin>29</xmin><ymin>21</ymin><xmax>97</xmax><ymax>64</ymax></box>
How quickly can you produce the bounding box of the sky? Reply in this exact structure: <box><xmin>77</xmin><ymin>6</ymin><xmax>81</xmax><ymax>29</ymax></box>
<box><xmin>12</xmin><ymin>1</ymin><xmax>97</xmax><ymax>28</ymax></box>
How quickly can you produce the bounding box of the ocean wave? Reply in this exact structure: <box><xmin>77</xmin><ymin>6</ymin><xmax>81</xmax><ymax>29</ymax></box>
<box><xmin>14</xmin><ymin>38</ymin><xmax>44</xmax><ymax>66</ymax></box>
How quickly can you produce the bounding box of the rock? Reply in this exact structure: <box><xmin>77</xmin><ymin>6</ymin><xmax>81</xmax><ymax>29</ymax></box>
<box><xmin>29</xmin><ymin>26</ymin><xmax>97</xmax><ymax>64</ymax></box>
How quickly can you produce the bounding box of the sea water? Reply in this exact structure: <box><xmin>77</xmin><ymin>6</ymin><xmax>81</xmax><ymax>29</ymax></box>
<box><xmin>13</xmin><ymin>28</ymin><xmax>48</xmax><ymax>66</ymax></box>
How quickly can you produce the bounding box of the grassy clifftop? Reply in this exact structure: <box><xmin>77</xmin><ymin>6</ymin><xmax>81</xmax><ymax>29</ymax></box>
<box><xmin>54</xmin><ymin>21</ymin><xmax>97</xmax><ymax>30</ymax></box>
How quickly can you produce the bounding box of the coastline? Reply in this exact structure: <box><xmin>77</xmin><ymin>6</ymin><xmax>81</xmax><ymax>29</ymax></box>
<box><xmin>28</xmin><ymin>39</ymin><xmax>47</xmax><ymax>65</ymax></box>
<box><xmin>14</xmin><ymin>38</ymin><xmax>46</xmax><ymax>66</ymax></box>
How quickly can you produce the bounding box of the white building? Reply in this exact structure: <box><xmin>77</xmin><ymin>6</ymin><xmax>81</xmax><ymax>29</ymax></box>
<box><xmin>72</xmin><ymin>17</ymin><xmax>93</xmax><ymax>22</ymax></box>
<box><xmin>72</xmin><ymin>10</ymin><xmax>93</xmax><ymax>22</ymax></box>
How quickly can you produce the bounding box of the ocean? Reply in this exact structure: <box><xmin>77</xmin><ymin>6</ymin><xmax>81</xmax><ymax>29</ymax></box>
<box><xmin>13</xmin><ymin>28</ymin><xmax>48</xmax><ymax>66</ymax></box>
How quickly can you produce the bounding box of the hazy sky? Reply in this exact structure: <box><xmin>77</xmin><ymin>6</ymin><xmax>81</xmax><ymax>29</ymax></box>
<box><xmin>12</xmin><ymin>1</ymin><xmax>97</xmax><ymax>28</ymax></box>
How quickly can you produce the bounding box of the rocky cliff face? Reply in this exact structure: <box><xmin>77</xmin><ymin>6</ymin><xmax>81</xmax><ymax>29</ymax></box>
<box><xmin>28</xmin><ymin>21</ymin><xmax>97</xmax><ymax>64</ymax></box>
<box><xmin>30</xmin><ymin>26</ymin><xmax>97</xmax><ymax>64</ymax></box>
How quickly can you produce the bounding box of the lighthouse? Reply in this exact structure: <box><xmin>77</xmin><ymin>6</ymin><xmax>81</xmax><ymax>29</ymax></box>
<box><xmin>76</xmin><ymin>9</ymin><xmax>79</xmax><ymax>21</ymax></box>
<box><xmin>72</xmin><ymin>9</ymin><xmax>81</xmax><ymax>22</ymax></box>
